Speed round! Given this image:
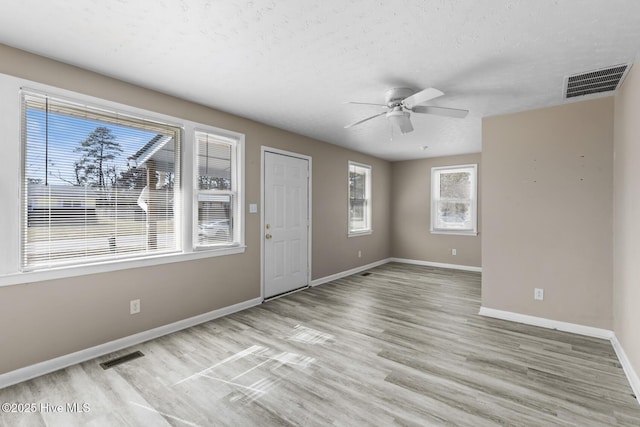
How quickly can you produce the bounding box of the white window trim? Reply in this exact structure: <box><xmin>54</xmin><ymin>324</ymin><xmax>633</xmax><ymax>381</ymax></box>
<box><xmin>348</xmin><ymin>161</ymin><xmax>372</xmax><ymax>237</ymax></box>
<box><xmin>0</xmin><ymin>247</ymin><xmax>247</xmax><ymax>287</ymax></box>
<box><xmin>430</xmin><ymin>164</ymin><xmax>478</xmax><ymax>236</ymax></box>
<box><xmin>0</xmin><ymin>74</ymin><xmax>245</xmax><ymax>287</ymax></box>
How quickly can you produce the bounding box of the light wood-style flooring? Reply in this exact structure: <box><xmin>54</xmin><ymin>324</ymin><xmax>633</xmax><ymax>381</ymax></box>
<box><xmin>1</xmin><ymin>263</ymin><xmax>639</xmax><ymax>426</ymax></box>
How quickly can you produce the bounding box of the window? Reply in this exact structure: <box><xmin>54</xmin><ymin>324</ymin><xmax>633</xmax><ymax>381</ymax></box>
<box><xmin>22</xmin><ymin>91</ymin><xmax>181</xmax><ymax>270</ymax></box>
<box><xmin>348</xmin><ymin>161</ymin><xmax>372</xmax><ymax>235</ymax></box>
<box><xmin>18</xmin><ymin>86</ymin><xmax>246</xmax><ymax>276</ymax></box>
<box><xmin>431</xmin><ymin>164</ymin><xmax>478</xmax><ymax>235</ymax></box>
<box><xmin>194</xmin><ymin>131</ymin><xmax>240</xmax><ymax>248</ymax></box>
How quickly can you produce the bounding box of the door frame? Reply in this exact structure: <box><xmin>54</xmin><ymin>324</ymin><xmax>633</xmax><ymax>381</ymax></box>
<box><xmin>260</xmin><ymin>146</ymin><xmax>312</xmax><ymax>300</ymax></box>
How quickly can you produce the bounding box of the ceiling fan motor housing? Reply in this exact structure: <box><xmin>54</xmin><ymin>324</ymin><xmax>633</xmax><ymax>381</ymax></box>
<box><xmin>385</xmin><ymin>87</ymin><xmax>415</xmax><ymax>107</ymax></box>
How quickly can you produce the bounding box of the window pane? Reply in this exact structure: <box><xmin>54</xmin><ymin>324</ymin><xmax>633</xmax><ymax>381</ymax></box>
<box><xmin>435</xmin><ymin>201</ymin><xmax>471</xmax><ymax>229</ymax></box>
<box><xmin>440</xmin><ymin>171</ymin><xmax>471</xmax><ymax>199</ymax></box>
<box><xmin>197</xmin><ymin>194</ymin><xmax>232</xmax><ymax>245</ymax></box>
<box><xmin>23</xmin><ymin>93</ymin><xmax>180</xmax><ymax>269</ymax></box>
<box><xmin>349</xmin><ymin>168</ymin><xmax>366</xmax><ymax>200</ymax></box>
<box><xmin>194</xmin><ymin>131</ymin><xmax>237</xmax><ymax>248</ymax></box>
<box><xmin>196</xmin><ymin>132</ymin><xmax>232</xmax><ymax>190</ymax></box>
<box><xmin>349</xmin><ymin>200</ymin><xmax>368</xmax><ymax>231</ymax></box>
<box><xmin>348</xmin><ymin>162</ymin><xmax>371</xmax><ymax>233</ymax></box>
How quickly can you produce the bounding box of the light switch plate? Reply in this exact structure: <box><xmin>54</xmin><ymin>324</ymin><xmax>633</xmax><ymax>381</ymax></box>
<box><xmin>249</xmin><ymin>203</ymin><xmax>258</xmax><ymax>213</ymax></box>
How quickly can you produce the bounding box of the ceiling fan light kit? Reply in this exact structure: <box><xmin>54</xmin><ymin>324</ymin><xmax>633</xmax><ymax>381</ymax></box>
<box><xmin>386</xmin><ymin>107</ymin><xmax>413</xmax><ymax>134</ymax></box>
<box><xmin>345</xmin><ymin>87</ymin><xmax>469</xmax><ymax>134</ymax></box>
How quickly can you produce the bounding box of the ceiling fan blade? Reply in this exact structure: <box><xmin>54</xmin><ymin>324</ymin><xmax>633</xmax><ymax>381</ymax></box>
<box><xmin>402</xmin><ymin>88</ymin><xmax>444</xmax><ymax>109</ymax></box>
<box><xmin>343</xmin><ymin>101</ymin><xmax>387</xmax><ymax>107</ymax></box>
<box><xmin>412</xmin><ymin>105</ymin><xmax>469</xmax><ymax>118</ymax></box>
<box><xmin>344</xmin><ymin>111</ymin><xmax>387</xmax><ymax>129</ymax></box>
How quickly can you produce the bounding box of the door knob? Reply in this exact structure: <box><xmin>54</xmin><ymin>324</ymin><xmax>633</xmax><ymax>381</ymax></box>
<box><xmin>265</xmin><ymin>233</ymin><xmax>272</xmax><ymax>239</ymax></box>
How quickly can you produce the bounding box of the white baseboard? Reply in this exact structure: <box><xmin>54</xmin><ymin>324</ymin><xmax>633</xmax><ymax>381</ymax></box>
<box><xmin>310</xmin><ymin>258</ymin><xmax>392</xmax><ymax>287</ymax></box>
<box><xmin>0</xmin><ymin>297</ymin><xmax>262</xmax><ymax>390</ymax></box>
<box><xmin>478</xmin><ymin>306</ymin><xmax>613</xmax><ymax>339</ymax></box>
<box><xmin>611</xmin><ymin>334</ymin><xmax>640</xmax><ymax>405</ymax></box>
<box><xmin>390</xmin><ymin>257</ymin><xmax>482</xmax><ymax>273</ymax></box>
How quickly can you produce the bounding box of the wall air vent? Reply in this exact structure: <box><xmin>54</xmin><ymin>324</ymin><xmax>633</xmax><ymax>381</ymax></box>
<box><xmin>564</xmin><ymin>64</ymin><xmax>631</xmax><ymax>99</ymax></box>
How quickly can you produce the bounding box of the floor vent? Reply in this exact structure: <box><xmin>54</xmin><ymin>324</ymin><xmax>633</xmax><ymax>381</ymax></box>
<box><xmin>564</xmin><ymin>64</ymin><xmax>631</xmax><ymax>99</ymax></box>
<box><xmin>361</xmin><ymin>272</ymin><xmax>372</xmax><ymax>276</ymax></box>
<box><xmin>100</xmin><ymin>351</ymin><xmax>144</xmax><ymax>369</ymax></box>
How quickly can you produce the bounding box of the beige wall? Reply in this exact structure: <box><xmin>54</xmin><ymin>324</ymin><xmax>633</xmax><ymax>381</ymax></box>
<box><xmin>0</xmin><ymin>44</ymin><xmax>390</xmax><ymax>374</ymax></box>
<box><xmin>482</xmin><ymin>97</ymin><xmax>614</xmax><ymax>329</ymax></box>
<box><xmin>391</xmin><ymin>154</ymin><xmax>482</xmax><ymax>267</ymax></box>
<box><xmin>613</xmin><ymin>66</ymin><xmax>640</xmax><ymax>377</ymax></box>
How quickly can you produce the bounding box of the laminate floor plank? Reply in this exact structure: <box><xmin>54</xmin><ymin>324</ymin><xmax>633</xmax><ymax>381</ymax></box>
<box><xmin>1</xmin><ymin>262</ymin><xmax>639</xmax><ymax>426</ymax></box>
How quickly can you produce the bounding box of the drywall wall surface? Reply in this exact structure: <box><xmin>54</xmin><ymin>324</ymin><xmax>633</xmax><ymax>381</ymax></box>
<box><xmin>482</xmin><ymin>97</ymin><xmax>614</xmax><ymax>329</ymax></box>
<box><xmin>391</xmin><ymin>153</ymin><xmax>481</xmax><ymax>267</ymax></box>
<box><xmin>613</xmin><ymin>65</ymin><xmax>640</xmax><ymax>379</ymax></box>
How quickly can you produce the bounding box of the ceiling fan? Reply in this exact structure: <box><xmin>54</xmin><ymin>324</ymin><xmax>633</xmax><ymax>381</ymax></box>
<box><xmin>344</xmin><ymin>87</ymin><xmax>468</xmax><ymax>134</ymax></box>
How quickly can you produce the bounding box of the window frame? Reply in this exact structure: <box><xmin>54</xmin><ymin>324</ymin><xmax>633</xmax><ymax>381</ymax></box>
<box><xmin>193</xmin><ymin>129</ymin><xmax>244</xmax><ymax>250</ymax></box>
<box><xmin>0</xmin><ymin>76</ymin><xmax>245</xmax><ymax>286</ymax></box>
<box><xmin>20</xmin><ymin>90</ymin><xmax>184</xmax><ymax>271</ymax></box>
<box><xmin>348</xmin><ymin>161</ymin><xmax>372</xmax><ymax>237</ymax></box>
<box><xmin>430</xmin><ymin>164</ymin><xmax>478</xmax><ymax>236</ymax></box>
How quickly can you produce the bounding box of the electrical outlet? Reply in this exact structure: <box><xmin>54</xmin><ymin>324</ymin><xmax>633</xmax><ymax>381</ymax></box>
<box><xmin>130</xmin><ymin>299</ymin><xmax>141</xmax><ymax>314</ymax></box>
<box><xmin>452</xmin><ymin>249</ymin><xmax>457</xmax><ymax>256</ymax></box>
<box><xmin>534</xmin><ymin>288</ymin><xmax>544</xmax><ymax>301</ymax></box>
<box><xmin>358</xmin><ymin>250</ymin><xmax>362</xmax><ymax>258</ymax></box>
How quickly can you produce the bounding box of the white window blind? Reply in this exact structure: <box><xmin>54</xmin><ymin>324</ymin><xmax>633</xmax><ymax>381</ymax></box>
<box><xmin>195</xmin><ymin>131</ymin><xmax>237</xmax><ymax>247</ymax></box>
<box><xmin>21</xmin><ymin>91</ymin><xmax>182</xmax><ymax>270</ymax></box>
<box><xmin>431</xmin><ymin>164</ymin><xmax>477</xmax><ymax>235</ymax></box>
<box><xmin>348</xmin><ymin>161</ymin><xmax>372</xmax><ymax>234</ymax></box>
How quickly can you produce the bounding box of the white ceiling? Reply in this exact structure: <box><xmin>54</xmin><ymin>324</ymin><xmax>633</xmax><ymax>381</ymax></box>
<box><xmin>1</xmin><ymin>0</ymin><xmax>639</xmax><ymax>161</ymax></box>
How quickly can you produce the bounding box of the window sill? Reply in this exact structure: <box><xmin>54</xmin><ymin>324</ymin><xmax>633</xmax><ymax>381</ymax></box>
<box><xmin>348</xmin><ymin>230</ymin><xmax>373</xmax><ymax>238</ymax></box>
<box><xmin>0</xmin><ymin>245</ymin><xmax>246</xmax><ymax>287</ymax></box>
<box><xmin>430</xmin><ymin>230</ymin><xmax>478</xmax><ymax>236</ymax></box>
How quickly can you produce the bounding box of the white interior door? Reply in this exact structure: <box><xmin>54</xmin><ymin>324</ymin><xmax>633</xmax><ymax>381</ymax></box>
<box><xmin>263</xmin><ymin>151</ymin><xmax>309</xmax><ymax>298</ymax></box>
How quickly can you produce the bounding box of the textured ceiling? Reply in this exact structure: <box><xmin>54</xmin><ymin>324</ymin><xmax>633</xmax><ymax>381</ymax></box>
<box><xmin>1</xmin><ymin>0</ymin><xmax>639</xmax><ymax>160</ymax></box>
